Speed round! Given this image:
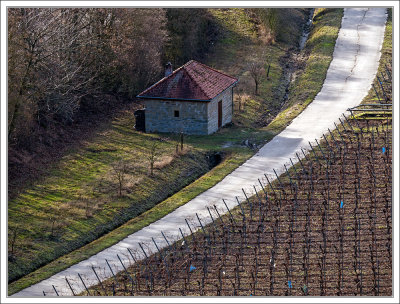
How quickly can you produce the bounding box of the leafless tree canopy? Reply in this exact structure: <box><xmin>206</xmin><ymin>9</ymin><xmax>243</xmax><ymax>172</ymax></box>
<box><xmin>248</xmin><ymin>62</ymin><xmax>265</xmax><ymax>95</ymax></box>
<box><xmin>111</xmin><ymin>157</ymin><xmax>130</xmax><ymax>196</ymax></box>
<box><xmin>8</xmin><ymin>8</ymin><xmax>167</xmax><ymax>144</ymax></box>
<box><xmin>8</xmin><ymin>8</ymin><xmax>289</xmax><ymax>149</ymax></box>
<box><xmin>148</xmin><ymin>141</ymin><xmax>160</xmax><ymax>177</ymax></box>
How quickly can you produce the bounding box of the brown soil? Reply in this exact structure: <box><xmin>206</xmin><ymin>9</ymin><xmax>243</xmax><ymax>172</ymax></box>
<box><xmin>87</xmin><ymin>118</ymin><xmax>392</xmax><ymax>297</ymax></box>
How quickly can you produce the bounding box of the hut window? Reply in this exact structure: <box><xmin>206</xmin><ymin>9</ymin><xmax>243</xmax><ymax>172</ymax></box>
<box><xmin>174</xmin><ymin>110</ymin><xmax>180</xmax><ymax>117</ymax></box>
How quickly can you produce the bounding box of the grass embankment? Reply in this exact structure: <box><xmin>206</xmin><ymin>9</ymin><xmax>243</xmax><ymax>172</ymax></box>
<box><xmin>8</xmin><ymin>8</ymin><xmax>281</xmax><ymax>294</ymax></box>
<box><xmin>9</xmin><ymin>8</ymin><xmax>342</xmax><ymax>295</ymax></box>
<box><xmin>207</xmin><ymin>8</ymin><xmax>309</xmax><ymax>129</ymax></box>
<box><xmin>7</xmin><ymin>110</ymin><xmax>207</xmax><ymax>279</ymax></box>
<box><xmin>85</xmin><ymin>119</ymin><xmax>392</xmax><ymax>296</ymax></box>
<box><xmin>8</xmin><ymin>108</ymin><xmax>273</xmax><ymax>294</ymax></box>
<box><xmin>82</xmin><ymin>8</ymin><xmax>392</xmax><ymax>296</ymax></box>
<box><xmin>266</xmin><ymin>8</ymin><xmax>344</xmax><ymax>134</ymax></box>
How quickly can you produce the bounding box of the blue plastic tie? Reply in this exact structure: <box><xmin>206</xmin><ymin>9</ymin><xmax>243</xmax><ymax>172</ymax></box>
<box><xmin>189</xmin><ymin>265</ymin><xmax>196</xmax><ymax>272</ymax></box>
<box><xmin>382</xmin><ymin>147</ymin><xmax>386</xmax><ymax>153</ymax></box>
<box><xmin>288</xmin><ymin>280</ymin><xmax>292</xmax><ymax>288</ymax></box>
<box><xmin>340</xmin><ymin>201</ymin><xmax>344</xmax><ymax>208</ymax></box>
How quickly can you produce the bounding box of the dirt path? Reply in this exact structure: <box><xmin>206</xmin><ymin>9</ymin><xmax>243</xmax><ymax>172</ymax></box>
<box><xmin>13</xmin><ymin>8</ymin><xmax>387</xmax><ymax>297</ymax></box>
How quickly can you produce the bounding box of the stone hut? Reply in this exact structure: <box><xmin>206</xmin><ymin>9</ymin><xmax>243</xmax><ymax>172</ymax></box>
<box><xmin>136</xmin><ymin>60</ymin><xmax>238</xmax><ymax>135</ymax></box>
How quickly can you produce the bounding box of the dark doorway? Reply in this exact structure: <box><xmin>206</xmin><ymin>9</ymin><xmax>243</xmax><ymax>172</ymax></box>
<box><xmin>218</xmin><ymin>100</ymin><xmax>222</xmax><ymax>128</ymax></box>
<box><xmin>134</xmin><ymin>109</ymin><xmax>145</xmax><ymax>132</ymax></box>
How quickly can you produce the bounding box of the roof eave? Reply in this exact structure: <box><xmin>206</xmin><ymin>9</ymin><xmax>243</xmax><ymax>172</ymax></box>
<box><xmin>136</xmin><ymin>95</ymin><xmax>212</xmax><ymax>102</ymax></box>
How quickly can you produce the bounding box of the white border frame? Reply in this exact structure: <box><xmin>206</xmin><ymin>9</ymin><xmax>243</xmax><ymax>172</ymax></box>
<box><xmin>1</xmin><ymin>1</ymin><xmax>398</xmax><ymax>303</ymax></box>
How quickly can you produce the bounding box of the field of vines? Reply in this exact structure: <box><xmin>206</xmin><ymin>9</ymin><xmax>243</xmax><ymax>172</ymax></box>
<box><xmin>79</xmin><ymin>115</ymin><xmax>392</xmax><ymax>297</ymax></box>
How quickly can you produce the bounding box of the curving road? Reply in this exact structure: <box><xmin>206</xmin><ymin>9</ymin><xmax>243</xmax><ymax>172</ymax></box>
<box><xmin>13</xmin><ymin>8</ymin><xmax>387</xmax><ymax>297</ymax></box>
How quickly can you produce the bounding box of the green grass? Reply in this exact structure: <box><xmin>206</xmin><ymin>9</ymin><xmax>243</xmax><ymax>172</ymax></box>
<box><xmin>8</xmin><ymin>8</ymin><xmax>280</xmax><ymax>293</ymax></box>
<box><xmin>8</xmin><ymin>8</ymin><xmax>344</xmax><ymax>295</ymax></box>
<box><xmin>82</xmin><ymin>8</ymin><xmax>392</xmax><ymax>296</ymax></box>
<box><xmin>8</xmin><ymin>147</ymin><xmax>258</xmax><ymax>295</ymax></box>
<box><xmin>206</xmin><ymin>8</ymin><xmax>295</xmax><ymax>129</ymax></box>
<box><xmin>265</xmin><ymin>8</ymin><xmax>344</xmax><ymax>134</ymax></box>
<box><xmin>9</xmin><ymin>115</ymin><xmax>275</xmax><ymax>295</ymax></box>
<box><xmin>8</xmin><ymin>110</ymin><xmax>214</xmax><ymax>281</ymax></box>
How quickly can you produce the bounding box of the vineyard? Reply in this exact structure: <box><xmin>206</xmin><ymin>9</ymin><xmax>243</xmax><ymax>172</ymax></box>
<box><xmin>78</xmin><ymin>114</ymin><xmax>392</xmax><ymax>297</ymax></box>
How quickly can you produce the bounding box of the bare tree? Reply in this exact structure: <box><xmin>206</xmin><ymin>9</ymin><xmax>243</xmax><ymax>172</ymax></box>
<box><xmin>112</xmin><ymin>158</ymin><xmax>129</xmax><ymax>196</ymax></box>
<box><xmin>8</xmin><ymin>9</ymin><xmax>99</xmax><ymax>138</ymax></box>
<box><xmin>148</xmin><ymin>141</ymin><xmax>161</xmax><ymax>177</ymax></box>
<box><xmin>7</xmin><ymin>8</ymin><xmax>167</xmax><ymax>143</ymax></box>
<box><xmin>234</xmin><ymin>81</ymin><xmax>247</xmax><ymax>112</ymax></box>
<box><xmin>249</xmin><ymin>62</ymin><xmax>265</xmax><ymax>95</ymax></box>
<box><xmin>84</xmin><ymin>197</ymin><xmax>92</xmax><ymax>218</ymax></box>
<box><xmin>266</xmin><ymin>56</ymin><xmax>272</xmax><ymax>79</ymax></box>
<box><xmin>180</xmin><ymin>132</ymin><xmax>184</xmax><ymax>151</ymax></box>
<box><xmin>9</xmin><ymin>225</ymin><xmax>19</xmax><ymax>260</ymax></box>
<box><xmin>47</xmin><ymin>210</ymin><xmax>66</xmax><ymax>239</ymax></box>
<box><xmin>49</xmin><ymin>216</ymin><xmax>57</xmax><ymax>238</ymax></box>
<box><xmin>238</xmin><ymin>94</ymin><xmax>245</xmax><ymax>112</ymax></box>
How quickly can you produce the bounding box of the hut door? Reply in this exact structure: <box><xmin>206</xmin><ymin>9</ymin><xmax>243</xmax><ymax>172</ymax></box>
<box><xmin>218</xmin><ymin>100</ymin><xmax>222</xmax><ymax>128</ymax></box>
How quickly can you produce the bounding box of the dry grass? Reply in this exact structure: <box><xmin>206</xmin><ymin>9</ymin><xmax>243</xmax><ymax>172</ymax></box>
<box><xmin>234</xmin><ymin>92</ymin><xmax>252</xmax><ymax>112</ymax></box>
<box><xmin>8</xmin><ymin>8</ymin><xmax>342</xmax><ymax>295</ymax></box>
<box><xmin>154</xmin><ymin>155</ymin><xmax>175</xmax><ymax>170</ymax></box>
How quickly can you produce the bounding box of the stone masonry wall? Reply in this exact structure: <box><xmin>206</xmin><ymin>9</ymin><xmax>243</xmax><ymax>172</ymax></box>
<box><xmin>207</xmin><ymin>87</ymin><xmax>233</xmax><ymax>134</ymax></box>
<box><xmin>144</xmin><ymin>86</ymin><xmax>233</xmax><ymax>135</ymax></box>
<box><xmin>144</xmin><ymin>99</ymin><xmax>209</xmax><ymax>135</ymax></box>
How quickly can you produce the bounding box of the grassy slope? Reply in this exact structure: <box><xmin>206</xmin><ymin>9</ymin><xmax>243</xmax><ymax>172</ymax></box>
<box><xmin>83</xmin><ymin>10</ymin><xmax>393</xmax><ymax>293</ymax></box>
<box><xmin>85</xmin><ymin>8</ymin><xmax>392</xmax><ymax>296</ymax></box>
<box><xmin>8</xmin><ymin>8</ymin><xmax>278</xmax><ymax>294</ymax></box>
<box><xmin>8</xmin><ymin>109</ymin><xmax>214</xmax><ymax>280</ymax></box>
<box><xmin>87</xmin><ymin>119</ymin><xmax>392</xmax><ymax>297</ymax></box>
<box><xmin>266</xmin><ymin>8</ymin><xmax>344</xmax><ymax>134</ymax></box>
<box><xmin>8</xmin><ymin>8</ymin><xmax>343</xmax><ymax>294</ymax></box>
<box><xmin>206</xmin><ymin>8</ymin><xmax>302</xmax><ymax>129</ymax></box>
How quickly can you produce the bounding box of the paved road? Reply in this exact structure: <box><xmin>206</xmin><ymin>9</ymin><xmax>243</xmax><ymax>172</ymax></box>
<box><xmin>13</xmin><ymin>8</ymin><xmax>387</xmax><ymax>297</ymax></box>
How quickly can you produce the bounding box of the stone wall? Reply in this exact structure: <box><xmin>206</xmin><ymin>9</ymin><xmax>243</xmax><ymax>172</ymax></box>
<box><xmin>207</xmin><ymin>87</ymin><xmax>233</xmax><ymax>134</ymax></box>
<box><xmin>144</xmin><ymin>86</ymin><xmax>233</xmax><ymax>135</ymax></box>
<box><xmin>144</xmin><ymin>99</ymin><xmax>209</xmax><ymax>135</ymax></box>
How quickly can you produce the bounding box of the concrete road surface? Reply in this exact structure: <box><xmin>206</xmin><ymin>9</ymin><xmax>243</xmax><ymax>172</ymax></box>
<box><xmin>12</xmin><ymin>7</ymin><xmax>387</xmax><ymax>297</ymax></box>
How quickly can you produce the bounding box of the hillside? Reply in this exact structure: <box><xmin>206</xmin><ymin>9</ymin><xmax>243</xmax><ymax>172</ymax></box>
<box><xmin>8</xmin><ymin>8</ymin><xmax>344</xmax><ymax>294</ymax></box>
<box><xmin>83</xmin><ymin>9</ymin><xmax>392</xmax><ymax>296</ymax></box>
<box><xmin>86</xmin><ymin>117</ymin><xmax>392</xmax><ymax>296</ymax></box>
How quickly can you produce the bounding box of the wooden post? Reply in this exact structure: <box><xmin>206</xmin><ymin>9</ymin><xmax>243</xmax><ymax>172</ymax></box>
<box><xmin>92</xmin><ymin>266</ymin><xmax>106</xmax><ymax>294</ymax></box>
<box><xmin>213</xmin><ymin>204</ymin><xmax>225</xmax><ymax>226</ymax></box>
<box><xmin>117</xmin><ymin>254</ymin><xmax>136</xmax><ymax>294</ymax></box>
<box><xmin>65</xmin><ymin>277</ymin><xmax>76</xmax><ymax>296</ymax></box>
<box><xmin>328</xmin><ymin>128</ymin><xmax>341</xmax><ymax>150</ymax></box>
<box><xmin>222</xmin><ymin>199</ymin><xmax>236</xmax><ymax>224</ymax></box>
<box><xmin>52</xmin><ymin>285</ymin><xmax>59</xmax><ymax>296</ymax></box>
<box><xmin>235</xmin><ymin>196</ymin><xmax>246</xmax><ymax>221</ymax></box>
<box><xmin>78</xmin><ymin>273</ymin><xmax>91</xmax><ymax>296</ymax></box>
<box><xmin>106</xmin><ymin>259</ymin><xmax>119</xmax><ymax>287</ymax></box>
<box><xmin>242</xmin><ymin>188</ymin><xmax>253</xmax><ymax>220</ymax></box>
<box><xmin>273</xmin><ymin>169</ymin><xmax>284</xmax><ymax>189</ymax></box>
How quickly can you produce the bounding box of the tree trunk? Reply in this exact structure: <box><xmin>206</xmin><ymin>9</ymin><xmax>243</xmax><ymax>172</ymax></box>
<box><xmin>255</xmin><ymin>80</ymin><xmax>259</xmax><ymax>95</ymax></box>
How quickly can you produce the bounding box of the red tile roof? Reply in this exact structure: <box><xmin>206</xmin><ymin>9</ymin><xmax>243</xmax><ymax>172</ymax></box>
<box><xmin>137</xmin><ymin>60</ymin><xmax>238</xmax><ymax>101</ymax></box>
